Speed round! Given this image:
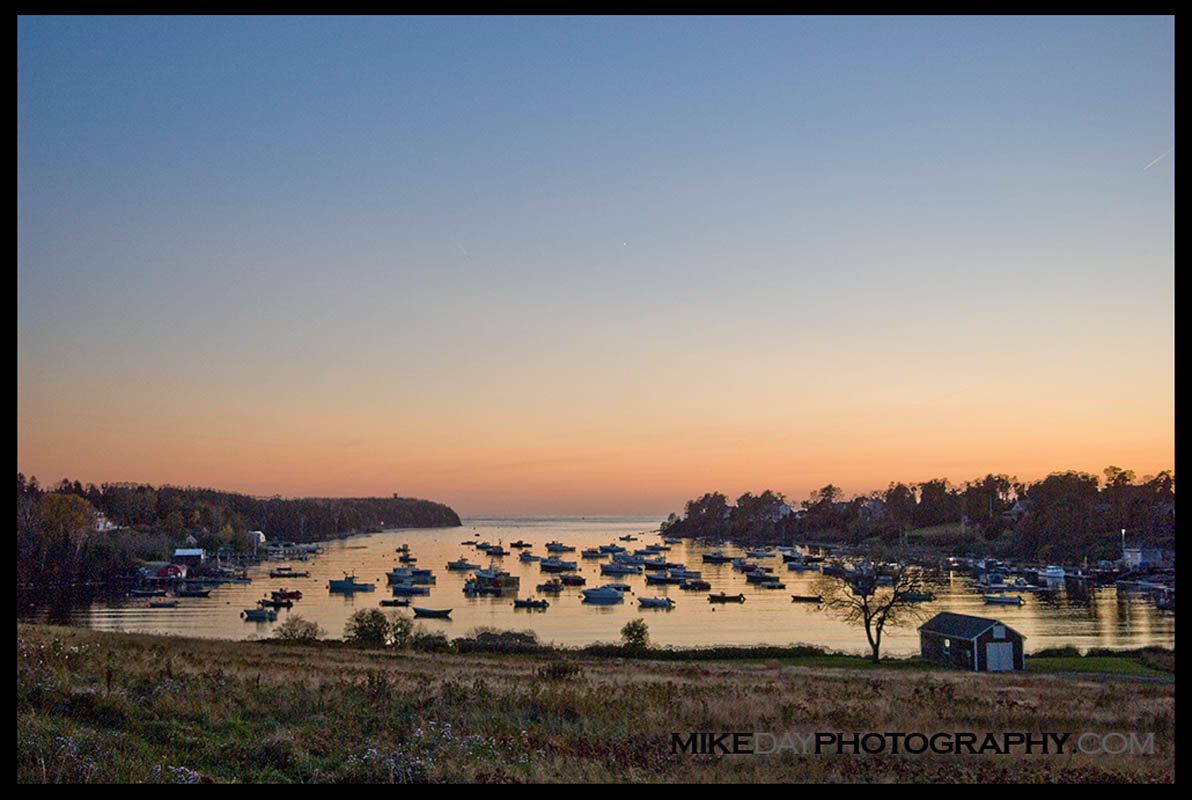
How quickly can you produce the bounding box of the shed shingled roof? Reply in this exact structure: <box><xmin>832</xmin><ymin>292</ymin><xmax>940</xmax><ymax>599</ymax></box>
<box><xmin>918</xmin><ymin>611</ymin><xmax>1025</xmax><ymax>641</ymax></box>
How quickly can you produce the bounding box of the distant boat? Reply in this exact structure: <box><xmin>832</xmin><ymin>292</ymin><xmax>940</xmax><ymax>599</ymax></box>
<box><xmin>510</xmin><ymin>540</ymin><xmax>532</xmax><ymax>548</ymax></box>
<box><xmin>259</xmin><ymin>598</ymin><xmax>293</xmax><ymax>609</ymax></box>
<box><xmin>680</xmin><ymin>579</ymin><xmax>710</xmax><ymax>591</ymax></box>
<box><xmin>518</xmin><ymin>551</ymin><xmax>541</xmax><ymax>563</ymax></box>
<box><xmin>790</xmin><ymin>594</ymin><xmax>823</xmax><ymax>603</ymax></box>
<box><xmin>176</xmin><ymin>587</ymin><xmax>210</xmax><ymax>598</ymax></box>
<box><xmin>708</xmin><ymin>592</ymin><xmax>746</xmax><ymax>603</ymax></box>
<box><xmin>147</xmin><ymin>600</ymin><xmax>178</xmax><ymax>608</ymax></box>
<box><xmin>271</xmin><ymin>588</ymin><xmax>303</xmax><ymax>600</ymax></box>
<box><xmin>545</xmin><ymin>541</ymin><xmax>576</xmax><ymax>553</ymax></box>
<box><xmin>581</xmin><ymin>585</ymin><xmax>626</xmax><ymax>604</ymax></box>
<box><xmin>638</xmin><ymin>597</ymin><xmax>675</xmax><ymax>609</ymax></box>
<box><xmin>412</xmin><ymin>607</ymin><xmax>452</xmax><ymax>618</ymax></box>
<box><xmin>242</xmin><ymin>608</ymin><xmax>277</xmax><ymax>621</ymax></box>
<box><xmin>329</xmin><ymin>574</ymin><xmax>374</xmax><ymax>592</ymax></box>
<box><xmin>983</xmin><ymin>594</ymin><xmax>1025</xmax><ymax>606</ymax></box>
<box><xmin>601</xmin><ymin>562</ymin><xmax>642</xmax><ymax>576</ymax></box>
<box><xmin>514</xmin><ymin>598</ymin><xmax>549</xmax><ymax>610</ymax></box>
<box><xmin>702</xmin><ymin>552</ymin><xmax>733</xmax><ymax>564</ymax></box>
<box><xmin>447</xmin><ymin>559</ymin><xmax>481</xmax><ymax>571</ymax></box>
<box><xmin>269</xmin><ymin>567</ymin><xmax>310</xmax><ymax>578</ymax></box>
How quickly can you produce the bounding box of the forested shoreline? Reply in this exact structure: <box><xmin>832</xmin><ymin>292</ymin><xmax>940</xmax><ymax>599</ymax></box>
<box><xmin>661</xmin><ymin>467</ymin><xmax>1175</xmax><ymax>564</ymax></box>
<box><xmin>16</xmin><ymin>475</ymin><xmax>460</xmax><ymax>592</ymax></box>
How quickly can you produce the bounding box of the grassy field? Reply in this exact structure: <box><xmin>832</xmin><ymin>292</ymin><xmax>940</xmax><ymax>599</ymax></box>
<box><xmin>17</xmin><ymin>623</ymin><xmax>1174</xmax><ymax>783</ymax></box>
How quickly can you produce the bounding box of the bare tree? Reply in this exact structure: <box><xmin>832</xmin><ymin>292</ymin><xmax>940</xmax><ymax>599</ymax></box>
<box><xmin>815</xmin><ymin>559</ymin><xmax>932</xmax><ymax>663</ymax></box>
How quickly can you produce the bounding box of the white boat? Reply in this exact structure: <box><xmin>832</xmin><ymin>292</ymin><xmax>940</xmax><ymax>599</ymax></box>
<box><xmin>581</xmin><ymin>585</ymin><xmax>627</xmax><ymax>604</ymax></box>
<box><xmin>638</xmin><ymin>597</ymin><xmax>675</xmax><ymax>609</ymax></box>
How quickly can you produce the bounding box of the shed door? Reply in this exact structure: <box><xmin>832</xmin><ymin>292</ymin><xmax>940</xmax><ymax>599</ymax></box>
<box><xmin>986</xmin><ymin>642</ymin><xmax>1014</xmax><ymax>672</ymax></box>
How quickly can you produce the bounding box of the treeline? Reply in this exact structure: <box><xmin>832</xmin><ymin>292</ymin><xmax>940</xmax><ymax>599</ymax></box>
<box><xmin>16</xmin><ymin>474</ymin><xmax>461</xmax><ymax>590</ymax></box>
<box><xmin>661</xmin><ymin>467</ymin><xmax>1174</xmax><ymax>563</ymax></box>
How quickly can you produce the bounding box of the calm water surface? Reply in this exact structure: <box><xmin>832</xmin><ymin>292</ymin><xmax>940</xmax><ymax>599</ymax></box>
<box><xmin>30</xmin><ymin>516</ymin><xmax>1176</xmax><ymax>656</ymax></box>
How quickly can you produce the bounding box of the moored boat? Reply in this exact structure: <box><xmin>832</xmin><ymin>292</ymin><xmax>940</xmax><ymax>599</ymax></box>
<box><xmin>241</xmin><ymin>607</ymin><xmax>277</xmax><ymax>621</ymax></box>
<box><xmin>638</xmin><ymin>597</ymin><xmax>675</xmax><ymax>609</ymax></box>
<box><xmin>329</xmin><ymin>574</ymin><xmax>374</xmax><ymax>592</ymax></box>
<box><xmin>983</xmin><ymin>594</ymin><xmax>1025</xmax><ymax>605</ymax></box>
<box><xmin>790</xmin><ymin>594</ymin><xmax>823</xmax><ymax>603</ymax></box>
<box><xmin>412</xmin><ymin>607</ymin><xmax>452</xmax><ymax>618</ymax></box>
<box><xmin>513</xmin><ymin>598</ymin><xmax>549</xmax><ymax>610</ymax></box>
<box><xmin>708</xmin><ymin>592</ymin><xmax>746</xmax><ymax>603</ymax></box>
<box><xmin>581</xmin><ymin>585</ymin><xmax>626</xmax><ymax>604</ymax></box>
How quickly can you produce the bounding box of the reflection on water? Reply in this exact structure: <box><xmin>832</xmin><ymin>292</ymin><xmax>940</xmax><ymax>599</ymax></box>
<box><xmin>19</xmin><ymin>516</ymin><xmax>1176</xmax><ymax>656</ymax></box>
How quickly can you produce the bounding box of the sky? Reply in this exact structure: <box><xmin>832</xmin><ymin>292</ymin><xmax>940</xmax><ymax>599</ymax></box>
<box><xmin>17</xmin><ymin>16</ymin><xmax>1174</xmax><ymax>516</ymax></box>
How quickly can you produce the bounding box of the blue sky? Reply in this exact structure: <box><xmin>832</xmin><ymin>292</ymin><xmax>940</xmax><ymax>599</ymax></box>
<box><xmin>18</xmin><ymin>16</ymin><xmax>1174</xmax><ymax>513</ymax></box>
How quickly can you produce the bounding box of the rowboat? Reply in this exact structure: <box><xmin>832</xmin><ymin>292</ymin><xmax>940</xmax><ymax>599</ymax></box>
<box><xmin>412</xmin><ymin>607</ymin><xmax>452</xmax><ymax>618</ymax></box>
<box><xmin>707</xmin><ymin>592</ymin><xmax>746</xmax><ymax>603</ymax></box>
<box><xmin>790</xmin><ymin>594</ymin><xmax>823</xmax><ymax>603</ymax></box>
<box><xmin>147</xmin><ymin>600</ymin><xmax>178</xmax><ymax>608</ymax></box>
<box><xmin>379</xmin><ymin>598</ymin><xmax>410</xmax><ymax>607</ymax></box>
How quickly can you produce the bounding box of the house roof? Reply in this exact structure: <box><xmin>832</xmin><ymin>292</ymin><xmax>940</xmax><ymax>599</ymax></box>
<box><xmin>918</xmin><ymin>611</ymin><xmax>1025</xmax><ymax>641</ymax></box>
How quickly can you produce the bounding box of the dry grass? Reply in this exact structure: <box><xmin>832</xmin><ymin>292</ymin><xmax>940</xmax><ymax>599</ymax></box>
<box><xmin>17</xmin><ymin>624</ymin><xmax>1174</xmax><ymax>783</ymax></box>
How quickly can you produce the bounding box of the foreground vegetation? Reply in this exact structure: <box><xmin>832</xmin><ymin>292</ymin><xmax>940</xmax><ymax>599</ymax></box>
<box><xmin>17</xmin><ymin>624</ymin><xmax>1174</xmax><ymax>783</ymax></box>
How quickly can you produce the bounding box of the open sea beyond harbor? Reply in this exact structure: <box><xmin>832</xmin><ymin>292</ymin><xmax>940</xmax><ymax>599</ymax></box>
<box><xmin>20</xmin><ymin>516</ymin><xmax>1175</xmax><ymax>656</ymax></box>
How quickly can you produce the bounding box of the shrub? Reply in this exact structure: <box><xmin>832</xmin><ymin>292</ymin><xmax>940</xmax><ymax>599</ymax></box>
<box><xmin>621</xmin><ymin>618</ymin><xmax>649</xmax><ymax>650</ymax></box>
<box><xmin>273</xmin><ymin>615</ymin><xmax>323</xmax><ymax>642</ymax></box>
<box><xmin>344</xmin><ymin>609</ymin><xmax>392</xmax><ymax>647</ymax></box>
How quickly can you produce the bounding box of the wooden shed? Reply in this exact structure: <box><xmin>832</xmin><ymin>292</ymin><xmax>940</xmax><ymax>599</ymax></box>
<box><xmin>918</xmin><ymin>611</ymin><xmax>1025</xmax><ymax>672</ymax></box>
